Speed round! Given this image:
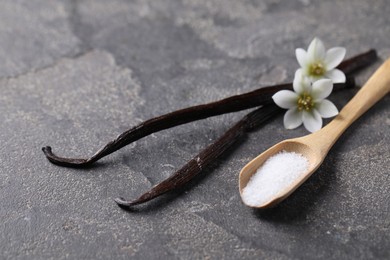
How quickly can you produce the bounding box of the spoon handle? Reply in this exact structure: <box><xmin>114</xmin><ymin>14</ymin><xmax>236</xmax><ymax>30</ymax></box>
<box><xmin>312</xmin><ymin>58</ymin><xmax>390</xmax><ymax>155</ymax></box>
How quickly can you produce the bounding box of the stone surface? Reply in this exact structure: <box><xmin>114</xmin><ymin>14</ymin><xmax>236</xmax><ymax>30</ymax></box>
<box><xmin>0</xmin><ymin>0</ymin><xmax>389</xmax><ymax>259</ymax></box>
<box><xmin>0</xmin><ymin>0</ymin><xmax>81</xmax><ymax>78</ymax></box>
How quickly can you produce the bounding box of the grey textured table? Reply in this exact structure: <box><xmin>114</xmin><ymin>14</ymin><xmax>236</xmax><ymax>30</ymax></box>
<box><xmin>0</xmin><ymin>1</ymin><xmax>389</xmax><ymax>259</ymax></box>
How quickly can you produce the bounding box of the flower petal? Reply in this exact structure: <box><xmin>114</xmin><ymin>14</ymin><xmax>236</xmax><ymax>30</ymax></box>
<box><xmin>311</xmin><ymin>79</ymin><xmax>333</xmax><ymax>100</ymax></box>
<box><xmin>272</xmin><ymin>90</ymin><xmax>298</xmax><ymax>109</ymax></box>
<box><xmin>325</xmin><ymin>47</ymin><xmax>346</xmax><ymax>70</ymax></box>
<box><xmin>302</xmin><ymin>110</ymin><xmax>322</xmax><ymax>132</ymax></box>
<box><xmin>284</xmin><ymin>108</ymin><xmax>303</xmax><ymax>129</ymax></box>
<box><xmin>293</xmin><ymin>69</ymin><xmax>312</xmax><ymax>94</ymax></box>
<box><xmin>325</xmin><ymin>69</ymin><xmax>346</xmax><ymax>83</ymax></box>
<box><xmin>307</xmin><ymin>37</ymin><xmax>326</xmax><ymax>61</ymax></box>
<box><xmin>296</xmin><ymin>48</ymin><xmax>309</xmax><ymax>68</ymax></box>
<box><xmin>316</xmin><ymin>99</ymin><xmax>339</xmax><ymax>118</ymax></box>
<box><xmin>293</xmin><ymin>69</ymin><xmax>304</xmax><ymax>93</ymax></box>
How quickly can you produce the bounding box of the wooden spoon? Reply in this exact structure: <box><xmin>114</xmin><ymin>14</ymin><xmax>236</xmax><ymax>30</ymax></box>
<box><xmin>239</xmin><ymin>58</ymin><xmax>390</xmax><ymax>208</ymax></box>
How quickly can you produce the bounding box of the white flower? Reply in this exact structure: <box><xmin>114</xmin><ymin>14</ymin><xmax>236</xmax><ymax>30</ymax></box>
<box><xmin>296</xmin><ymin>37</ymin><xmax>346</xmax><ymax>83</ymax></box>
<box><xmin>272</xmin><ymin>71</ymin><xmax>339</xmax><ymax>132</ymax></box>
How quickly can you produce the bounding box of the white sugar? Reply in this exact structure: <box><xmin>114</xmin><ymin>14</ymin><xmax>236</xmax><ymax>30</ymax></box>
<box><xmin>242</xmin><ymin>151</ymin><xmax>309</xmax><ymax>207</ymax></box>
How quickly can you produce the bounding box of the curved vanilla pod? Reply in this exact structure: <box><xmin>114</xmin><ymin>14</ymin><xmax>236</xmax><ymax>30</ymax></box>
<box><xmin>42</xmin><ymin>83</ymin><xmax>290</xmax><ymax>167</ymax></box>
<box><xmin>115</xmin><ymin>103</ymin><xmax>282</xmax><ymax>207</ymax></box>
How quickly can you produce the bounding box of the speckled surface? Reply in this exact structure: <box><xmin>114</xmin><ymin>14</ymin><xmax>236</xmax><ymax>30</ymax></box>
<box><xmin>0</xmin><ymin>0</ymin><xmax>389</xmax><ymax>259</ymax></box>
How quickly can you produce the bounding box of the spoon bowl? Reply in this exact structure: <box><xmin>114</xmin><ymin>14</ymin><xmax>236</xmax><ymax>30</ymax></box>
<box><xmin>239</xmin><ymin>138</ymin><xmax>323</xmax><ymax>208</ymax></box>
<box><xmin>239</xmin><ymin>58</ymin><xmax>390</xmax><ymax>208</ymax></box>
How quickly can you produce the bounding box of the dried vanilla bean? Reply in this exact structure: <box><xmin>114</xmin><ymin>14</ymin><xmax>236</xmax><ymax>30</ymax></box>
<box><xmin>337</xmin><ymin>49</ymin><xmax>377</xmax><ymax>75</ymax></box>
<box><xmin>115</xmin><ymin>103</ymin><xmax>282</xmax><ymax>207</ymax></box>
<box><xmin>115</xmin><ymin>77</ymin><xmax>356</xmax><ymax>208</ymax></box>
<box><xmin>42</xmin><ymin>50</ymin><xmax>376</xmax><ymax>168</ymax></box>
<box><xmin>42</xmin><ymin>83</ymin><xmax>289</xmax><ymax>167</ymax></box>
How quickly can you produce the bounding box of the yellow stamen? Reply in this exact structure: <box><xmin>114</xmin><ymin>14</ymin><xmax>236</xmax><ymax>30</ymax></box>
<box><xmin>309</xmin><ymin>62</ymin><xmax>325</xmax><ymax>76</ymax></box>
<box><xmin>297</xmin><ymin>93</ymin><xmax>314</xmax><ymax>111</ymax></box>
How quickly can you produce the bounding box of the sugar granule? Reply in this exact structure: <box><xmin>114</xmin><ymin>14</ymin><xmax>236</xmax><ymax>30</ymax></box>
<box><xmin>242</xmin><ymin>151</ymin><xmax>309</xmax><ymax>207</ymax></box>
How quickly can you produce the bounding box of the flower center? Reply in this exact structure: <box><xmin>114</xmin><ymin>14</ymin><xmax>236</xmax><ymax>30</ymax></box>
<box><xmin>297</xmin><ymin>93</ymin><xmax>314</xmax><ymax>111</ymax></box>
<box><xmin>309</xmin><ymin>62</ymin><xmax>325</xmax><ymax>76</ymax></box>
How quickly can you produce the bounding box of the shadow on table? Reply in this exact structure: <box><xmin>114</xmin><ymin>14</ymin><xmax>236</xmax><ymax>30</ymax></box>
<box><xmin>253</xmin><ymin>157</ymin><xmax>337</xmax><ymax>223</ymax></box>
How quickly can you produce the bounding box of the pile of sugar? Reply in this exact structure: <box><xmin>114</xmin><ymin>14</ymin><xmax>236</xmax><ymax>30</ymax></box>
<box><xmin>242</xmin><ymin>151</ymin><xmax>309</xmax><ymax>207</ymax></box>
